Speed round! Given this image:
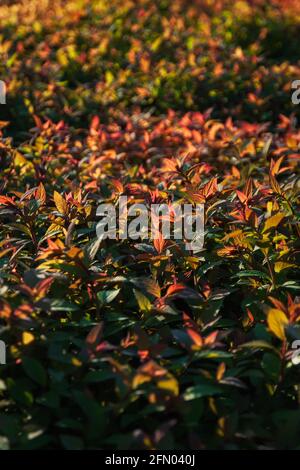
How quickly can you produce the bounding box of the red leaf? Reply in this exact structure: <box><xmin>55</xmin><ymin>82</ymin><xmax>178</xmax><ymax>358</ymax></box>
<box><xmin>166</xmin><ymin>283</ymin><xmax>186</xmax><ymax>297</ymax></box>
<box><xmin>86</xmin><ymin>323</ymin><xmax>104</xmax><ymax>347</ymax></box>
<box><xmin>0</xmin><ymin>195</ymin><xmax>16</xmax><ymax>206</ymax></box>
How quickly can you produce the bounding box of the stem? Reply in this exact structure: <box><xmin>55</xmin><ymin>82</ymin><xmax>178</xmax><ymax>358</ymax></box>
<box><xmin>265</xmin><ymin>255</ymin><xmax>276</xmax><ymax>291</ymax></box>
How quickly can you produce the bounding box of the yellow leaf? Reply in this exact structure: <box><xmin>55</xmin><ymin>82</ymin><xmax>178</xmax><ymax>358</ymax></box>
<box><xmin>14</xmin><ymin>151</ymin><xmax>28</xmax><ymax>166</ymax></box>
<box><xmin>53</xmin><ymin>191</ymin><xmax>67</xmax><ymax>215</ymax></box>
<box><xmin>267</xmin><ymin>308</ymin><xmax>288</xmax><ymax>340</ymax></box>
<box><xmin>72</xmin><ymin>357</ymin><xmax>82</xmax><ymax>367</ymax></box>
<box><xmin>132</xmin><ymin>373</ymin><xmax>152</xmax><ymax>389</ymax></box>
<box><xmin>57</xmin><ymin>49</ymin><xmax>68</xmax><ymax>67</ymax></box>
<box><xmin>133</xmin><ymin>289</ymin><xmax>152</xmax><ymax>313</ymax></box>
<box><xmin>274</xmin><ymin>262</ymin><xmax>296</xmax><ymax>273</ymax></box>
<box><xmin>262</xmin><ymin>213</ymin><xmax>285</xmax><ymax>233</ymax></box>
<box><xmin>157</xmin><ymin>376</ymin><xmax>179</xmax><ymax>396</ymax></box>
<box><xmin>217</xmin><ymin>416</ymin><xmax>226</xmax><ymax>437</ymax></box>
<box><xmin>14</xmin><ymin>151</ymin><xmax>34</xmax><ymax>174</ymax></box>
<box><xmin>22</xmin><ymin>332</ymin><xmax>34</xmax><ymax>345</ymax></box>
<box><xmin>105</xmin><ymin>70</ymin><xmax>114</xmax><ymax>85</ymax></box>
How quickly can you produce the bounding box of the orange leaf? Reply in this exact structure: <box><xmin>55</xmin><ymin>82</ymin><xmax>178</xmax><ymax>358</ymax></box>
<box><xmin>236</xmin><ymin>190</ymin><xmax>247</xmax><ymax>204</ymax></box>
<box><xmin>187</xmin><ymin>328</ymin><xmax>203</xmax><ymax>347</ymax></box>
<box><xmin>0</xmin><ymin>195</ymin><xmax>16</xmax><ymax>206</ymax></box>
<box><xmin>0</xmin><ymin>301</ymin><xmax>12</xmax><ymax>319</ymax></box>
<box><xmin>269</xmin><ymin>173</ymin><xmax>283</xmax><ymax>195</ymax></box>
<box><xmin>201</xmin><ymin>177</ymin><xmax>218</xmax><ymax>199</ymax></box>
<box><xmin>153</xmin><ymin>232</ymin><xmax>166</xmax><ymax>254</ymax></box>
<box><xmin>36</xmin><ymin>183</ymin><xmax>46</xmax><ymax>204</ymax></box>
<box><xmin>216</xmin><ymin>362</ymin><xmax>226</xmax><ymax>381</ymax></box>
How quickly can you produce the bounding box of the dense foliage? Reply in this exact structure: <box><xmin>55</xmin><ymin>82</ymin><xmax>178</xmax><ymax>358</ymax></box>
<box><xmin>0</xmin><ymin>0</ymin><xmax>300</xmax><ymax>450</ymax></box>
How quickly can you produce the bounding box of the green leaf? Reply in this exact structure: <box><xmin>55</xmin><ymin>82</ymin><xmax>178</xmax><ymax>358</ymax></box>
<box><xmin>97</xmin><ymin>289</ymin><xmax>120</xmax><ymax>304</ymax></box>
<box><xmin>50</xmin><ymin>299</ymin><xmax>80</xmax><ymax>312</ymax></box>
<box><xmin>22</xmin><ymin>357</ymin><xmax>47</xmax><ymax>386</ymax></box>
<box><xmin>133</xmin><ymin>289</ymin><xmax>152</xmax><ymax>313</ymax></box>
<box><xmin>238</xmin><ymin>340</ymin><xmax>279</xmax><ymax>355</ymax></box>
<box><xmin>183</xmin><ymin>384</ymin><xmax>222</xmax><ymax>401</ymax></box>
<box><xmin>60</xmin><ymin>435</ymin><xmax>84</xmax><ymax>450</ymax></box>
<box><xmin>262</xmin><ymin>352</ymin><xmax>281</xmax><ymax>382</ymax></box>
<box><xmin>233</xmin><ymin>270</ymin><xmax>270</xmax><ymax>279</ymax></box>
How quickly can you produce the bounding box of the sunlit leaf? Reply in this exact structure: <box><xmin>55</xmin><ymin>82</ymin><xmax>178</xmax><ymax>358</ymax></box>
<box><xmin>267</xmin><ymin>308</ymin><xmax>289</xmax><ymax>341</ymax></box>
